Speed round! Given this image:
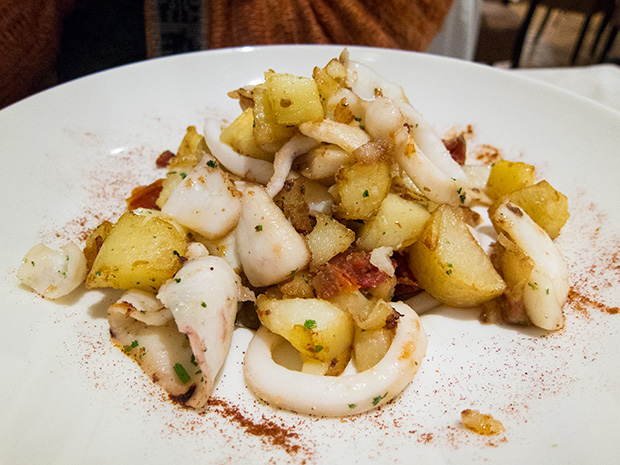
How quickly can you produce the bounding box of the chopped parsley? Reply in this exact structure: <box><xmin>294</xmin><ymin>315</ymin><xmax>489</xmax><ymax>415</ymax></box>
<box><xmin>255</xmin><ymin>225</ymin><xmax>263</xmax><ymax>232</ymax></box>
<box><xmin>173</xmin><ymin>363</ymin><xmax>191</xmax><ymax>384</ymax></box>
<box><xmin>314</xmin><ymin>345</ymin><xmax>324</xmax><ymax>353</ymax></box>
<box><xmin>123</xmin><ymin>340</ymin><xmax>139</xmax><ymax>353</ymax></box>
<box><xmin>348</xmin><ymin>403</ymin><xmax>357</xmax><ymax>409</ymax></box>
<box><xmin>179</xmin><ymin>172</ymin><xmax>187</xmax><ymax>179</ymax></box>
<box><xmin>372</xmin><ymin>392</ymin><xmax>388</xmax><ymax>406</ymax></box>
<box><xmin>175</xmin><ymin>278</ymin><xmax>181</xmax><ymax>283</ymax></box>
<box><xmin>528</xmin><ymin>281</ymin><xmax>539</xmax><ymax>290</ymax></box>
<box><xmin>206</xmin><ymin>160</ymin><xmax>218</xmax><ymax>168</ymax></box>
<box><xmin>362</xmin><ymin>189</ymin><xmax>369</xmax><ymax>198</ymax></box>
<box><xmin>304</xmin><ymin>319</ymin><xmax>317</xmax><ymax>330</ymax></box>
<box><xmin>201</xmin><ymin>301</ymin><xmax>207</xmax><ymax>308</ymax></box>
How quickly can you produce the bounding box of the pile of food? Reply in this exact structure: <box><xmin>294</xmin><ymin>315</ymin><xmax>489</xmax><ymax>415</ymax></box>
<box><xmin>17</xmin><ymin>50</ymin><xmax>570</xmax><ymax>417</ymax></box>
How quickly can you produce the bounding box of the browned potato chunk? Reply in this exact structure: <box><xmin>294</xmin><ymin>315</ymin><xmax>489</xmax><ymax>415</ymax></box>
<box><xmin>409</xmin><ymin>204</ymin><xmax>506</xmax><ymax>307</ymax></box>
<box><xmin>265</xmin><ymin>71</ymin><xmax>324</xmax><ymax>126</ymax></box>
<box><xmin>334</xmin><ymin>160</ymin><xmax>391</xmax><ymax>220</ymax></box>
<box><xmin>353</xmin><ymin>327</ymin><xmax>394</xmax><ymax>372</ymax></box>
<box><xmin>306</xmin><ymin>212</ymin><xmax>355</xmax><ymax>270</ymax></box>
<box><xmin>486</xmin><ymin>159</ymin><xmax>535</xmax><ymax>202</ymax></box>
<box><xmin>356</xmin><ymin>193</ymin><xmax>431</xmax><ymax>251</ymax></box>
<box><xmin>252</xmin><ymin>84</ymin><xmax>296</xmax><ymax>150</ymax></box>
<box><xmin>256</xmin><ymin>295</ymin><xmax>354</xmax><ymax>372</ymax></box>
<box><xmin>489</xmin><ymin>180</ymin><xmax>569</xmax><ymax>239</ymax></box>
<box><xmin>220</xmin><ymin>108</ymin><xmax>273</xmax><ymax>162</ymax></box>
<box><xmin>86</xmin><ymin>212</ymin><xmax>187</xmax><ymax>291</ymax></box>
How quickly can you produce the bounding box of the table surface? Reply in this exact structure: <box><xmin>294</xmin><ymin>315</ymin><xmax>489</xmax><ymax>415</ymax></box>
<box><xmin>514</xmin><ymin>64</ymin><xmax>620</xmax><ymax>113</ymax></box>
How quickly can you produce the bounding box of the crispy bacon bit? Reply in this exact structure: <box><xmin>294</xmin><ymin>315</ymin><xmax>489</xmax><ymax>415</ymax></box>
<box><xmin>155</xmin><ymin>150</ymin><xmax>175</xmax><ymax>167</ymax></box>
<box><xmin>313</xmin><ymin>249</ymin><xmax>389</xmax><ymax>299</ymax></box>
<box><xmin>442</xmin><ymin>134</ymin><xmax>467</xmax><ymax>165</ymax></box>
<box><xmin>392</xmin><ymin>251</ymin><xmax>422</xmax><ymax>300</ymax></box>
<box><xmin>126</xmin><ymin>178</ymin><xmax>164</xmax><ymax>210</ymax></box>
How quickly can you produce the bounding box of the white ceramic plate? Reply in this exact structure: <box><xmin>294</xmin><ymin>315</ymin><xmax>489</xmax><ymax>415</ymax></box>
<box><xmin>1</xmin><ymin>45</ymin><xmax>619</xmax><ymax>465</ymax></box>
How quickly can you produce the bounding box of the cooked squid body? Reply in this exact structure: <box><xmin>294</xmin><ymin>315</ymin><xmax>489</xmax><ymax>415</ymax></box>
<box><xmin>244</xmin><ymin>301</ymin><xmax>427</xmax><ymax>417</ymax></box>
<box><xmin>364</xmin><ymin>97</ymin><xmax>468</xmax><ymax>207</ymax></box>
<box><xmin>492</xmin><ymin>201</ymin><xmax>569</xmax><ymax>330</ymax></box>
<box><xmin>204</xmin><ymin>118</ymin><xmax>274</xmax><ymax>184</ymax></box>
<box><xmin>161</xmin><ymin>154</ymin><xmax>242</xmax><ymax>239</ymax></box>
<box><xmin>235</xmin><ymin>184</ymin><xmax>311</xmax><ymax>287</ymax></box>
<box><xmin>18</xmin><ymin>242</ymin><xmax>87</xmax><ymax>299</ymax></box>
<box><xmin>157</xmin><ymin>255</ymin><xmax>240</xmax><ymax>403</ymax></box>
<box><xmin>108</xmin><ymin>288</ymin><xmax>173</xmax><ymax>325</ymax></box>
<box><xmin>265</xmin><ymin>134</ymin><xmax>319</xmax><ymax>197</ymax></box>
<box><xmin>108</xmin><ymin>292</ymin><xmax>204</xmax><ymax>407</ymax></box>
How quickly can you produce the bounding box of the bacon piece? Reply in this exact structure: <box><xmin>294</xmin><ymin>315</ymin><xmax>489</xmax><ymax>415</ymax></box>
<box><xmin>313</xmin><ymin>249</ymin><xmax>389</xmax><ymax>299</ymax></box>
<box><xmin>442</xmin><ymin>134</ymin><xmax>467</xmax><ymax>165</ymax></box>
<box><xmin>156</xmin><ymin>150</ymin><xmax>175</xmax><ymax>167</ymax></box>
<box><xmin>392</xmin><ymin>250</ymin><xmax>422</xmax><ymax>300</ymax></box>
<box><xmin>126</xmin><ymin>178</ymin><xmax>164</xmax><ymax>210</ymax></box>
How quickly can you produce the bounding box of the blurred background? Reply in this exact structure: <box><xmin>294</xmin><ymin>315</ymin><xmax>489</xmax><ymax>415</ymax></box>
<box><xmin>2</xmin><ymin>0</ymin><xmax>620</xmax><ymax>108</ymax></box>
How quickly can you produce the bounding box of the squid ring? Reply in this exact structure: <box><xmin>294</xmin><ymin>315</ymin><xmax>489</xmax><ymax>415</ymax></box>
<box><xmin>243</xmin><ymin>301</ymin><xmax>428</xmax><ymax>417</ymax></box>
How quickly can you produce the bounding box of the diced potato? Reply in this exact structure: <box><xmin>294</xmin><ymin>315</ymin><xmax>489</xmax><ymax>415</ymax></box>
<box><xmin>256</xmin><ymin>296</ymin><xmax>355</xmax><ymax>369</ymax></box>
<box><xmin>157</xmin><ymin>126</ymin><xmax>209</xmax><ymax>208</ymax></box>
<box><xmin>486</xmin><ymin>159</ymin><xmax>535</xmax><ymax>201</ymax></box>
<box><xmin>334</xmin><ymin>160</ymin><xmax>391</xmax><ymax>220</ymax></box>
<box><xmin>252</xmin><ymin>84</ymin><xmax>296</xmax><ymax>150</ymax></box>
<box><xmin>169</xmin><ymin>126</ymin><xmax>208</xmax><ymax>170</ymax></box>
<box><xmin>409</xmin><ymin>204</ymin><xmax>506</xmax><ymax>307</ymax></box>
<box><xmin>489</xmin><ymin>180</ymin><xmax>569</xmax><ymax>239</ymax></box>
<box><xmin>328</xmin><ymin>291</ymin><xmax>394</xmax><ymax>330</ymax></box>
<box><xmin>278</xmin><ymin>271</ymin><xmax>315</xmax><ymax>299</ymax></box>
<box><xmin>353</xmin><ymin>327</ymin><xmax>394</xmax><ymax>372</ymax></box>
<box><xmin>295</xmin><ymin>144</ymin><xmax>355</xmax><ymax>181</ymax></box>
<box><xmin>83</xmin><ymin>220</ymin><xmax>114</xmax><ymax>271</ymax></box>
<box><xmin>265</xmin><ymin>71</ymin><xmax>324</xmax><ymax>126</ymax></box>
<box><xmin>312</xmin><ymin>65</ymin><xmax>342</xmax><ymax>112</ymax></box>
<box><xmin>306</xmin><ymin>212</ymin><xmax>355</xmax><ymax>270</ymax></box>
<box><xmin>220</xmin><ymin>108</ymin><xmax>273</xmax><ymax>162</ymax></box>
<box><xmin>86</xmin><ymin>211</ymin><xmax>187</xmax><ymax>291</ymax></box>
<box><xmin>356</xmin><ymin>193</ymin><xmax>431</xmax><ymax>251</ymax></box>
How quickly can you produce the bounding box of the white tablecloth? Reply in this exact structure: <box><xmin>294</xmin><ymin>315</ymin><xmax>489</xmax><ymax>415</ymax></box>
<box><xmin>514</xmin><ymin>64</ymin><xmax>620</xmax><ymax>113</ymax></box>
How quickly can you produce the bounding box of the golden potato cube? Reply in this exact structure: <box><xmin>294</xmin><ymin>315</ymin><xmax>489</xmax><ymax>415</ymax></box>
<box><xmin>490</xmin><ymin>180</ymin><xmax>569</xmax><ymax>239</ymax></box>
<box><xmin>306</xmin><ymin>212</ymin><xmax>355</xmax><ymax>270</ymax></box>
<box><xmin>409</xmin><ymin>204</ymin><xmax>506</xmax><ymax>307</ymax></box>
<box><xmin>169</xmin><ymin>126</ymin><xmax>208</xmax><ymax>170</ymax></box>
<box><xmin>353</xmin><ymin>327</ymin><xmax>393</xmax><ymax>372</ymax></box>
<box><xmin>256</xmin><ymin>295</ymin><xmax>354</xmax><ymax>365</ymax></box>
<box><xmin>83</xmin><ymin>220</ymin><xmax>114</xmax><ymax>271</ymax></box>
<box><xmin>486</xmin><ymin>159</ymin><xmax>535</xmax><ymax>202</ymax></box>
<box><xmin>220</xmin><ymin>108</ymin><xmax>273</xmax><ymax>162</ymax></box>
<box><xmin>265</xmin><ymin>71</ymin><xmax>324</xmax><ymax>126</ymax></box>
<box><xmin>357</xmin><ymin>193</ymin><xmax>431</xmax><ymax>251</ymax></box>
<box><xmin>86</xmin><ymin>211</ymin><xmax>187</xmax><ymax>291</ymax></box>
<box><xmin>312</xmin><ymin>64</ymin><xmax>341</xmax><ymax>111</ymax></box>
<box><xmin>252</xmin><ymin>84</ymin><xmax>296</xmax><ymax>149</ymax></box>
<box><xmin>334</xmin><ymin>160</ymin><xmax>391</xmax><ymax>220</ymax></box>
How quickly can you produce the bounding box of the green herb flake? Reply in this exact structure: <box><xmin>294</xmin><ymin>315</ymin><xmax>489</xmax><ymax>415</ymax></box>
<box><xmin>173</xmin><ymin>250</ymin><xmax>181</xmax><ymax>257</ymax></box>
<box><xmin>372</xmin><ymin>392</ymin><xmax>388</xmax><ymax>406</ymax></box>
<box><xmin>304</xmin><ymin>319</ymin><xmax>317</xmax><ymax>330</ymax></box>
<box><xmin>31</xmin><ymin>261</ymin><xmax>35</xmax><ymax>267</ymax></box>
<box><xmin>206</xmin><ymin>160</ymin><xmax>218</xmax><ymax>168</ymax></box>
<box><xmin>255</xmin><ymin>225</ymin><xmax>263</xmax><ymax>232</ymax></box>
<box><xmin>546</xmin><ymin>288</ymin><xmax>550</xmax><ymax>295</ymax></box>
<box><xmin>173</xmin><ymin>363</ymin><xmax>191</xmax><ymax>384</ymax></box>
<box><xmin>314</xmin><ymin>345</ymin><xmax>324</xmax><ymax>353</ymax></box>
<box><xmin>528</xmin><ymin>281</ymin><xmax>539</xmax><ymax>290</ymax></box>
<box><xmin>348</xmin><ymin>403</ymin><xmax>357</xmax><ymax>409</ymax></box>
<box><xmin>123</xmin><ymin>340</ymin><xmax>139</xmax><ymax>353</ymax></box>
<box><xmin>459</xmin><ymin>193</ymin><xmax>466</xmax><ymax>203</ymax></box>
<box><xmin>362</xmin><ymin>190</ymin><xmax>369</xmax><ymax>198</ymax></box>
<box><xmin>201</xmin><ymin>301</ymin><xmax>207</xmax><ymax>308</ymax></box>
<box><xmin>175</xmin><ymin>278</ymin><xmax>181</xmax><ymax>283</ymax></box>
<box><xmin>190</xmin><ymin>354</ymin><xmax>198</xmax><ymax>366</ymax></box>
<box><xmin>179</xmin><ymin>172</ymin><xmax>187</xmax><ymax>179</ymax></box>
